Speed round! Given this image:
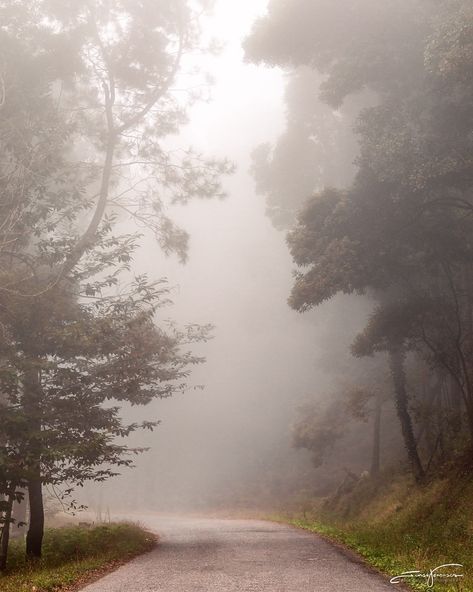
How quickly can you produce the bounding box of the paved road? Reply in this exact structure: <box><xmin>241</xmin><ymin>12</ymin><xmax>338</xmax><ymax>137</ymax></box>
<box><xmin>82</xmin><ymin>515</ymin><xmax>397</xmax><ymax>591</ymax></box>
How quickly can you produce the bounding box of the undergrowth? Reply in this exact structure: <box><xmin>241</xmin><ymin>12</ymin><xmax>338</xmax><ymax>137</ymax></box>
<box><xmin>0</xmin><ymin>522</ymin><xmax>156</xmax><ymax>592</ymax></box>
<box><xmin>271</xmin><ymin>462</ymin><xmax>473</xmax><ymax>591</ymax></box>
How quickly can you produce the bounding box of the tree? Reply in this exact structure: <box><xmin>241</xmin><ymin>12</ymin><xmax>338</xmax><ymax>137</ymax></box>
<box><xmin>245</xmin><ymin>0</ymin><xmax>428</xmax><ymax>108</ymax></box>
<box><xmin>292</xmin><ymin>377</ymin><xmax>390</xmax><ymax>484</ymax></box>
<box><xmin>248</xmin><ymin>0</ymin><xmax>473</xmax><ymax>477</ymax></box>
<box><xmin>352</xmin><ymin>303</ymin><xmax>426</xmax><ymax>482</ymax></box>
<box><xmin>0</xmin><ymin>0</ymin><xmax>231</xmax><ymax>563</ymax></box>
<box><xmin>344</xmin><ymin>386</ymin><xmax>385</xmax><ymax>480</ymax></box>
<box><xmin>292</xmin><ymin>399</ymin><xmax>342</xmax><ymax>470</ymax></box>
<box><xmin>0</xmin><ymin>29</ymin><xmax>81</xmax><ymax>565</ymax></box>
<box><xmin>250</xmin><ymin>67</ymin><xmax>363</xmax><ymax>229</ymax></box>
<box><xmin>0</xmin><ymin>271</ymin><xmax>210</xmax><ymax>563</ymax></box>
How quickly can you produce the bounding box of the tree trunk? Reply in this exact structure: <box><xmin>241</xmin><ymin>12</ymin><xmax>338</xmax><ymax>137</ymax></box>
<box><xmin>389</xmin><ymin>348</ymin><xmax>425</xmax><ymax>483</ymax></box>
<box><xmin>370</xmin><ymin>393</ymin><xmax>382</xmax><ymax>479</ymax></box>
<box><xmin>23</xmin><ymin>363</ymin><xmax>44</xmax><ymax>559</ymax></box>
<box><xmin>449</xmin><ymin>375</ymin><xmax>463</xmax><ymax>435</ymax></box>
<box><xmin>26</xmin><ymin>477</ymin><xmax>44</xmax><ymax>559</ymax></box>
<box><xmin>0</xmin><ymin>485</ymin><xmax>15</xmax><ymax>571</ymax></box>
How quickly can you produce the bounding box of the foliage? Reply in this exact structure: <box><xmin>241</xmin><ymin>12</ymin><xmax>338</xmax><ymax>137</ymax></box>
<box><xmin>250</xmin><ymin>68</ymin><xmax>362</xmax><ymax>229</ymax></box>
<box><xmin>281</xmin><ymin>462</ymin><xmax>473</xmax><ymax>591</ymax></box>
<box><xmin>0</xmin><ymin>0</ymin><xmax>231</xmax><ymax>565</ymax></box>
<box><xmin>246</xmin><ymin>0</ymin><xmax>473</xmax><ymax>481</ymax></box>
<box><xmin>292</xmin><ymin>400</ymin><xmax>343</xmax><ymax>468</ymax></box>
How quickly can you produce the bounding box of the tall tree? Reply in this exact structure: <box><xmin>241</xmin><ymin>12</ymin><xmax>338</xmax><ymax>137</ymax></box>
<box><xmin>0</xmin><ymin>0</ymin><xmax>231</xmax><ymax>562</ymax></box>
<box><xmin>247</xmin><ymin>0</ymin><xmax>473</xmax><ymax>476</ymax></box>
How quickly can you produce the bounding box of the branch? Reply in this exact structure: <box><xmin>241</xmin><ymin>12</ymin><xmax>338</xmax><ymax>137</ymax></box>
<box><xmin>58</xmin><ymin>11</ymin><xmax>185</xmax><ymax>280</ymax></box>
<box><xmin>116</xmin><ymin>25</ymin><xmax>185</xmax><ymax>134</ymax></box>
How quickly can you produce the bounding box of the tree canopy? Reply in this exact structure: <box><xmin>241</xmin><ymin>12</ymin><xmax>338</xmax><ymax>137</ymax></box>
<box><xmin>0</xmin><ymin>0</ymin><xmax>230</xmax><ymax>567</ymax></box>
<box><xmin>246</xmin><ymin>0</ymin><xmax>473</xmax><ymax>482</ymax></box>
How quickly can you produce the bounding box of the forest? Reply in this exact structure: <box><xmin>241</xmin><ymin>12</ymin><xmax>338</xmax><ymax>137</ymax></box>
<box><xmin>0</xmin><ymin>1</ymin><xmax>472</xmax><ymax>590</ymax></box>
<box><xmin>247</xmin><ymin>0</ymin><xmax>473</xmax><ymax>488</ymax></box>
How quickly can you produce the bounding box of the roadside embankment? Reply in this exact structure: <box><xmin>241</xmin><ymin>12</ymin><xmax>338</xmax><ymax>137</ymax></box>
<box><xmin>271</xmin><ymin>463</ymin><xmax>473</xmax><ymax>591</ymax></box>
<box><xmin>0</xmin><ymin>522</ymin><xmax>156</xmax><ymax>592</ymax></box>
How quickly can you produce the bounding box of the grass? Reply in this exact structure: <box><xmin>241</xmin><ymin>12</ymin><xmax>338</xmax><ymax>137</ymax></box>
<box><xmin>270</xmin><ymin>466</ymin><xmax>473</xmax><ymax>591</ymax></box>
<box><xmin>0</xmin><ymin>522</ymin><xmax>156</xmax><ymax>592</ymax></box>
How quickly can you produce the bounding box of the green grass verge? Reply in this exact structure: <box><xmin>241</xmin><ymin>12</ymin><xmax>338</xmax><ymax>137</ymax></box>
<box><xmin>269</xmin><ymin>469</ymin><xmax>473</xmax><ymax>591</ymax></box>
<box><xmin>0</xmin><ymin>522</ymin><xmax>156</xmax><ymax>592</ymax></box>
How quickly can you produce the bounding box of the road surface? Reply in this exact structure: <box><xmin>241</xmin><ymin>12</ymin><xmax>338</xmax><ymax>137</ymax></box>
<box><xmin>82</xmin><ymin>515</ymin><xmax>398</xmax><ymax>591</ymax></box>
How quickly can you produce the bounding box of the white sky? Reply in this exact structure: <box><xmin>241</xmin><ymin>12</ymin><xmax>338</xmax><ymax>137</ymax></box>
<box><xmin>178</xmin><ymin>0</ymin><xmax>284</xmax><ymax>164</ymax></box>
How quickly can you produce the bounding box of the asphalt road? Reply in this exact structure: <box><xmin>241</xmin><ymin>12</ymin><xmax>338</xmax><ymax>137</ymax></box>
<box><xmin>82</xmin><ymin>515</ymin><xmax>397</xmax><ymax>591</ymax></box>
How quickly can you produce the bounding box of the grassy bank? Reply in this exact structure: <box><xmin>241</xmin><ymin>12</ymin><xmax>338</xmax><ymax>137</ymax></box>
<box><xmin>272</xmin><ymin>465</ymin><xmax>473</xmax><ymax>591</ymax></box>
<box><xmin>0</xmin><ymin>522</ymin><xmax>156</xmax><ymax>592</ymax></box>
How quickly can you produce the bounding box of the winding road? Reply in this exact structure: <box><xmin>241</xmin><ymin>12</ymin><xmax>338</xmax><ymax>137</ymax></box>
<box><xmin>82</xmin><ymin>515</ymin><xmax>398</xmax><ymax>591</ymax></box>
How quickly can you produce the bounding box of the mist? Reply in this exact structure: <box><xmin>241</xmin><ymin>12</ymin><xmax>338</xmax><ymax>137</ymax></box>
<box><xmin>78</xmin><ymin>0</ymin><xmax>385</xmax><ymax>514</ymax></box>
<box><xmin>1</xmin><ymin>1</ymin><xmax>472</xmax><ymax>583</ymax></box>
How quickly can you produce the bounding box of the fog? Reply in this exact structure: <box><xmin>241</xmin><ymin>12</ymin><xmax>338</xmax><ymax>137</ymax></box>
<box><xmin>3</xmin><ymin>0</ymin><xmax>469</xmax><ymax>543</ymax></box>
<box><xmin>78</xmin><ymin>0</ymin><xmax>375</xmax><ymax>514</ymax></box>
